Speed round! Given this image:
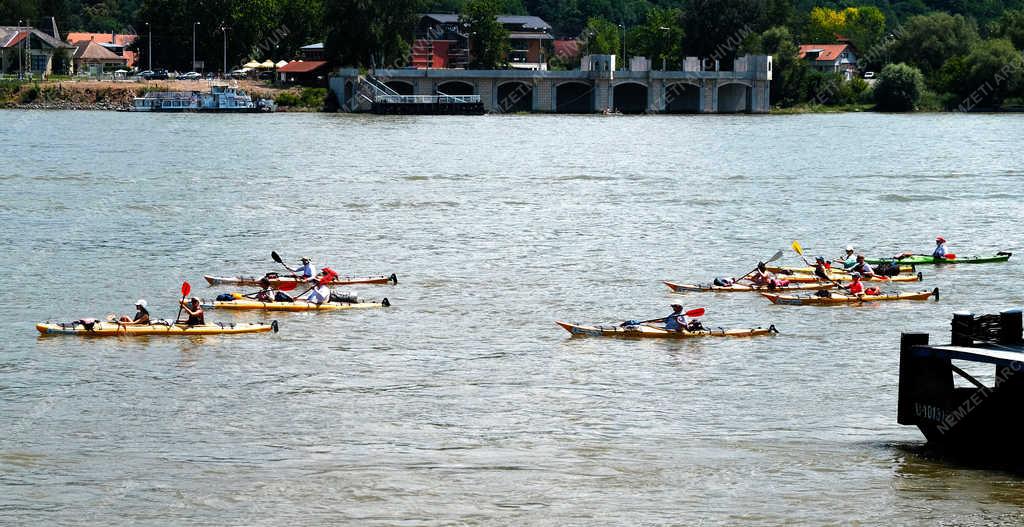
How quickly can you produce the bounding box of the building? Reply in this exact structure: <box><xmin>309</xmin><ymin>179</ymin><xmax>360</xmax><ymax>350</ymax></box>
<box><xmin>277</xmin><ymin>60</ymin><xmax>329</xmax><ymax>86</ymax></box>
<box><xmin>65</xmin><ymin>32</ymin><xmax>138</xmax><ymax>68</ymax></box>
<box><xmin>71</xmin><ymin>39</ymin><xmax>128</xmax><ymax>75</ymax></box>
<box><xmin>0</xmin><ymin>20</ymin><xmax>73</xmax><ymax>77</ymax></box>
<box><xmin>412</xmin><ymin>14</ymin><xmax>553</xmax><ymax>70</ymax></box>
<box><xmin>299</xmin><ymin>42</ymin><xmax>324</xmax><ymax>61</ymax></box>
<box><xmin>798</xmin><ymin>43</ymin><xmax>858</xmax><ymax>80</ymax></box>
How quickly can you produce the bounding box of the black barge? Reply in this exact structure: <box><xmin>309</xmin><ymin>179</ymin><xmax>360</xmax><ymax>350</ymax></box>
<box><xmin>898</xmin><ymin>309</ymin><xmax>1024</xmax><ymax>456</ymax></box>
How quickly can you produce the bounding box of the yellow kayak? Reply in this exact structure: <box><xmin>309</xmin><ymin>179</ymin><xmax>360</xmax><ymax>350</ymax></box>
<box><xmin>664</xmin><ymin>280</ymin><xmax>834</xmax><ymax>293</ymax></box>
<box><xmin>761</xmin><ymin>288</ymin><xmax>939</xmax><ymax>306</ymax></box>
<box><xmin>556</xmin><ymin>321</ymin><xmax>777</xmax><ymax>339</ymax></box>
<box><xmin>779</xmin><ymin>271</ymin><xmax>923</xmax><ymax>284</ymax></box>
<box><xmin>36</xmin><ymin>320</ymin><xmax>278</xmax><ymax>336</ymax></box>
<box><xmin>203</xmin><ymin>297</ymin><xmax>390</xmax><ymax>311</ymax></box>
<box><xmin>767</xmin><ymin>264</ymin><xmax>915</xmax><ymax>275</ymax></box>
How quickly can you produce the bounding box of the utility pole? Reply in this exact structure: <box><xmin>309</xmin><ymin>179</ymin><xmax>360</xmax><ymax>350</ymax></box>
<box><xmin>659</xmin><ymin>27</ymin><xmax>670</xmax><ymax>71</ymax></box>
<box><xmin>618</xmin><ymin>24</ymin><xmax>625</xmax><ymax>70</ymax></box>
<box><xmin>192</xmin><ymin>21</ymin><xmax>200</xmax><ymax>72</ymax></box>
<box><xmin>17</xmin><ymin>20</ymin><xmax>23</xmax><ymax>79</ymax></box>
<box><xmin>145</xmin><ymin>22</ymin><xmax>152</xmax><ymax>70</ymax></box>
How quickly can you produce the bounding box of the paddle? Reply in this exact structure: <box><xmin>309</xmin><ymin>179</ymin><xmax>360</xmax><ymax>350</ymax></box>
<box><xmin>174</xmin><ymin>281</ymin><xmax>191</xmax><ymax>323</ymax></box>
<box><xmin>736</xmin><ymin>250</ymin><xmax>784</xmax><ymax>283</ymax></box>
<box><xmin>271</xmin><ymin>250</ymin><xmax>288</xmax><ymax>269</ymax></box>
<box><xmin>792</xmin><ymin>241</ymin><xmax>850</xmax><ymax>291</ymax></box>
<box><xmin>622</xmin><ymin>308</ymin><xmax>705</xmax><ymax>327</ymax></box>
<box><xmin>294</xmin><ymin>269</ymin><xmax>339</xmax><ymax>301</ymax></box>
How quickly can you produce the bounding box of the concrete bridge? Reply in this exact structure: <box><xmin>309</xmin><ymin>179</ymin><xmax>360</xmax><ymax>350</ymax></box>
<box><xmin>330</xmin><ymin>54</ymin><xmax>772</xmax><ymax>114</ymax></box>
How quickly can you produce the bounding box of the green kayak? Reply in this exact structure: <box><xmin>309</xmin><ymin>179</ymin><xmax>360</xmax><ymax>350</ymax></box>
<box><xmin>865</xmin><ymin>252</ymin><xmax>1011</xmax><ymax>265</ymax></box>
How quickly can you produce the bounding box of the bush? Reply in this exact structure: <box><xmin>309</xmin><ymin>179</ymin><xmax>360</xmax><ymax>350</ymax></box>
<box><xmin>275</xmin><ymin>88</ymin><xmax>328</xmax><ymax>109</ymax></box>
<box><xmin>274</xmin><ymin>92</ymin><xmax>301</xmax><ymax>107</ymax></box>
<box><xmin>874</xmin><ymin>63</ymin><xmax>926</xmax><ymax>111</ymax></box>
<box><xmin>19</xmin><ymin>84</ymin><xmax>40</xmax><ymax>103</ymax></box>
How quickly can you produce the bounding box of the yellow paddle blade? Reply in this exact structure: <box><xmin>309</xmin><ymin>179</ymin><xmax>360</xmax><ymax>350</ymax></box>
<box><xmin>791</xmin><ymin>240</ymin><xmax>803</xmax><ymax>255</ymax></box>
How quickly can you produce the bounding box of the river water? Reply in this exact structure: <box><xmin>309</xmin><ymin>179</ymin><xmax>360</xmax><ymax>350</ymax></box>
<box><xmin>1</xmin><ymin>110</ymin><xmax>1023</xmax><ymax>525</ymax></box>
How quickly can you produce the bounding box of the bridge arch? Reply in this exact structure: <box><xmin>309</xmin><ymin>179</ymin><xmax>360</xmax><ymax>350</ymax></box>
<box><xmin>555</xmin><ymin>81</ymin><xmax>594</xmax><ymax>113</ymax></box>
<box><xmin>612</xmin><ymin>82</ymin><xmax>648</xmax><ymax>114</ymax></box>
<box><xmin>495</xmin><ymin>81</ymin><xmax>533</xmax><ymax>113</ymax></box>
<box><xmin>717</xmin><ymin>82</ymin><xmax>751</xmax><ymax>113</ymax></box>
<box><xmin>437</xmin><ymin>81</ymin><xmax>475</xmax><ymax>95</ymax></box>
<box><xmin>384</xmin><ymin>80</ymin><xmax>415</xmax><ymax>95</ymax></box>
<box><xmin>665</xmin><ymin>82</ymin><xmax>701</xmax><ymax>113</ymax></box>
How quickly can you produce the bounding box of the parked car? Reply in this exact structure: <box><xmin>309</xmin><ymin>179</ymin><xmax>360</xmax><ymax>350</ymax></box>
<box><xmin>141</xmin><ymin>69</ymin><xmax>169</xmax><ymax>80</ymax></box>
<box><xmin>180</xmin><ymin>71</ymin><xmax>202</xmax><ymax>80</ymax></box>
<box><xmin>229</xmin><ymin>69</ymin><xmax>250</xmax><ymax>79</ymax></box>
<box><xmin>863</xmin><ymin>71</ymin><xmax>875</xmax><ymax>79</ymax></box>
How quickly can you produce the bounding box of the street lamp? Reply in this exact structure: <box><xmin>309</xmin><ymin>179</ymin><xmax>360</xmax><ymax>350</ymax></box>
<box><xmin>219</xmin><ymin>24</ymin><xmax>229</xmax><ymax>78</ymax></box>
<box><xmin>145</xmin><ymin>22</ymin><xmax>151</xmax><ymax>70</ymax></box>
<box><xmin>659</xmin><ymin>26</ymin><xmax>670</xmax><ymax>71</ymax></box>
<box><xmin>192</xmin><ymin>21</ymin><xmax>200</xmax><ymax>72</ymax></box>
<box><xmin>618</xmin><ymin>23</ymin><xmax>626</xmax><ymax>70</ymax></box>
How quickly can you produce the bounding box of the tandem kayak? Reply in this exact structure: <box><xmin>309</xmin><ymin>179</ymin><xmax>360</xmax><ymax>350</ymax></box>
<box><xmin>203</xmin><ymin>297</ymin><xmax>390</xmax><ymax>311</ymax></box>
<box><xmin>204</xmin><ymin>273</ymin><xmax>398</xmax><ymax>287</ymax></box>
<box><xmin>36</xmin><ymin>320</ymin><xmax>279</xmax><ymax>336</ymax></box>
<box><xmin>767</xmin><ymin>264</ymin><xmax>915</xmax><ymax>275</ymax></box>
<box><xmin>780</xmin><ymin>272</ymin><xmax>923</xmax><ymax>284</ymax></box>
<box><xmin>663</xmin><ymin>280</ymin><xmax>834</xmax><ymax>293</ymax></box>
<box><xmin>865</xmin><ymin>252</ymin><xmax>1011</xmax><ymax>265</ymax></box>
<box><xmin>556</xmin><ymin>321</ymin><xmax>777</xmax><ymax>339</ymax></box>
<box><xmin>760</xmin><ymin>287</ymin><xmax>939</xmax><ymax>306</ymax></box>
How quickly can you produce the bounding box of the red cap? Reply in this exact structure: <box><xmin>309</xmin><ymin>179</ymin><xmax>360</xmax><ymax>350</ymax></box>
<box><xmin>936</xmin><ymin>236</ymin><xmax>946</xmax><ymax>243</ymax></box>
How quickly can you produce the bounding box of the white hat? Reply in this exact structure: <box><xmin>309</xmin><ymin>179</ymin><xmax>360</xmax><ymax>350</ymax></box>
<box><xmin>135</xmin><ymin>299</ymin><xmax>147</xmax><ymax>308</ymax></box>
<box><xmin>846</xmin><ymin>245</ymin><xmax>854</xmax><ymax>251</ymax></box>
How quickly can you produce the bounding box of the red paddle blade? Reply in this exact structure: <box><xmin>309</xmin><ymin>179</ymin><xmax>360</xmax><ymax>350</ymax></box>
<box><xmin>686</xmin><ymin>308</ymin><xmax>706</xmax><ymax>317</ymax></box>
<box><xmin>278</xmin><ymin>281</ymin><xmax>297</xmax><ymax>291</ymax></box>
<box><xmin>181</xmin><ymin>281</ymin><xmax>191</xmax><ymax>297</ymax></box>
<box><xmin>945</xmin><ymin>254</ymin><xmax>957</xmax><ymax>260</ymax></box>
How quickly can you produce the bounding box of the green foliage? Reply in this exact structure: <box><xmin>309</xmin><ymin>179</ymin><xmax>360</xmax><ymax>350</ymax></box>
<box><xmin>627</xmin><ymin>7</ymin><xmax>685</xmax><ymax>70</ymax></box>
<box><xmin>324</xmin><ymin>0</ymin><xmax>417</xmax><ymax>68</ymax></box>
<box><xmin>19</xmin><ymin>84</ymin><xmax>40</xmax><ymax>103</ymax></box>
<box><xmin>989</xmin><ymin>9</ymin><xmax>1024</xmax><ymax>49</ymax></box>
<box><xmin>682</xmin><ymin>0</ymin><xmax>766</xmax><ymax>60</ymax></box>
<box><xmin>891</xmin><ymin>13</ymin><xmax>980</xmax><ymax>76</ymax></box>
<box><xmin>874</xmin><ymin>62</ymin><xmax>926</xmax><ymax>111</ymax></box>
<box><xmin>584</xmin><ymin>17</ymin><xmax>621</xmax><ymax>55</ymax></box>
<box><xmin>274</xmin><ymin>87</ymin><xmax>327</xmax><ymax>108</ymax></box>
<box><xmin>461</xmin><ymin>0</ymin><xmax>511</xmax><ymax>68</ymax></box>
<box><xmin>955</xmin><ymin>38</ymin><xmax>1024</xmax><ymax>109</ymax></box>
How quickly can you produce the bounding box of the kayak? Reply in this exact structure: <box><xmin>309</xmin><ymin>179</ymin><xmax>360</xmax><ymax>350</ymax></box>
<box><xmin>767</xmin><ymin>264</ymin><xmax>915</xmax><ymax>275</ymax></box>
<box><xmin>204</xmin><ymin>273</ymin><xmax>398</xmax><ymax>287</ymax></box>
<box><xmin>865</xmin><ymin>252</ymin><xmax>1011</xmax><ymax>265</ymax></box>
<box><xmin>36</xmin><ymin>320</ymin><xmax>278</xmax><ymax>336</ymax></box>
<box><xmin>760</xmin><ymin>287</ymin><xmax>939</xmax><ymax>306</ymax></box>
<box><xmin>664</xmin><ymin>280</ymin><xmax>834</xmax><ymax>293</ymax></box>
<box><xmin>556</xmin><ymin>321</ymin><xmax>777</xmax><ymax>339</ymax></box>
<box><xmin>779</xmin><ymin>271</ymin><xmax>923</xmax><ymax>284</ymax></box>
<box><xmin>203</xmin><ymin>297</ymin><xmax>390</xmax><ymax>311</ymax></box>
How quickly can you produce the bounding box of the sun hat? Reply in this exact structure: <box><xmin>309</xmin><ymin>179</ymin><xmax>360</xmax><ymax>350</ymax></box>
<box><xmin>135</xmin><ymin>299</ymin><xmax>147</xmax><ymax>308</ymax></box>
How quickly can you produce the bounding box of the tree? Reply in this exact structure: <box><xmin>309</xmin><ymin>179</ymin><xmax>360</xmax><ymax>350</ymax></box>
<box><xmin>748</xmin><ymin>25</ymin><xmax>807</xmax><ymax>105</ymax></box>
<box><xmin>324</xmin><ymin>0</ymin><xmax>420</xmax><ymax>68</ymax></box>
<box><xmin>626</xmin><ymin>7</ymin><xmax>684</xmax><ymax>70</ymax></box>
<box><xmin>804</xmin><ymin>6</ymin><xmax>885</xmax><ymax>52</ymax></box>
<box><xmin>461</xmin><ymin>0</ymin><xmax>509</xmax><ymax>68</ymax></box>
<box><xmin>990</xmin><ymin>9</ymin><xmax>1024</xmax><ymax>50</ymax></box>
<box><xmin>682</xmin><ymin>0</ymin><xmax>766</xmax><ymax>60</ymax></box>
<box><xmin>874</xmin><ymin>62</ymin><xmax>925</xmax><ymax>111</ymax></box>
<box><xmin>583</xmin><ymin>17</ymin><xmax>620</xmax><ymax>55</ymax></box>
<box><xmin>891</xmin><ymin>12</ymin><xmax>979</xmax><ymax>76</ymax></box>
<box><xmin>957</xmin><ymin>38</ymin><xmax>1024</xmax><ymax>109</ymax></box>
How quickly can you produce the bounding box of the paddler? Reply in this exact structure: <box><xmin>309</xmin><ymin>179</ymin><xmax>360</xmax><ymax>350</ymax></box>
<box><xmin>838</xmin><ymin>246</ymin><xmax>856</xmax><ymax>268</ymax></box>
<box><xmin>849</xmin><ymin>254</ymin><xmax>875</xmax><ymax>278</ymax></box>
<box><xmin>304</xmin><ymin>282</ymin><xmax>331</xmax><ymax>305</ymax></box>
<box><xmin>845</xmin><ymin>272</ymin><xmax>865</xmax><ymax>295</ymax></box>
<box><xmin>118</xmin><ymin>299</ymin><xmax>150</xmax><ymax>325</ymax></box>
<box><xmin>286</xmin><ymin>256</ymin><xmax>317</xmax><ymax>282</ymax></box>
<box><xmin>251</xmin><ymin>277</ymin><xmax>276</xmax><ymax>302</ymax></box>
<box><xmin>933</xmin><ymin>236</ymin><xmax>947</xmax><ymax>259</ymax></box>
<box><xmin>663</xmin><ymin>304</ymin><xmax>689</xmax><ymax>332</ymax></box>
<box><xmin>746</xmin><ymin>262</ymin><xmax>774</xmax><ymax>285</ymax></box>
<box><xmin>178</xmin><ymin>297</ymin><xmax>205</xmax><ymax>326</ymax></box>
<box><xmin>813</xmin><ymin>256</ymin><xmax>831</xmax><ymax>280</ymax></box>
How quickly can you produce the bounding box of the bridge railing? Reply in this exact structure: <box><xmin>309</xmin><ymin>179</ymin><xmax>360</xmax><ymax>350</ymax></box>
<box><xmin>376</xmin><ymin>94</ymin><xmax>482</xmax><ymax>105</ymax></box>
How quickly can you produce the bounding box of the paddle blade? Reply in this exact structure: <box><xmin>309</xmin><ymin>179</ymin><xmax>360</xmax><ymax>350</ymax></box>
<box><xmin>277</xmin><ymin>281</ymin><xmax>297</xmax><ymax>291</ymax></box>
<box><xmin>181</xmin><ymin>281</ymin><xmax>191</xmax><ymax>297</ymax></box>
<box><xmin>791</xmin><ymin>241</ymin><xmax>803</xmax><ymax>256</ymax></box>
<box><xmin>271</xmin><ymin>251</ymin><xmax>283</xmax><ymax>264</ymax></box>
<box><xmin>945</xmin><ymin>254</ymin><xmax>957</xmax><ymax>260</ymax></box>
<box><xmin>685</xmin><ymin>308</ymin><xmax>705</xmax><ymax>317</ymax></box>
<box><xmin>766</xmin><ymin>250</ymin><xmax>784</xmax><ymax>263</ymax></box>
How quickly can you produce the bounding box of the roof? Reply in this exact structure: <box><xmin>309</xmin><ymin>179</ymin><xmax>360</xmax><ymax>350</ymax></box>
<box><xmin>0</xmin><ymin>26</ymin><xmax>72</xmax><ymax>49</ymax></box>
<box><xmin>553</xmin><ymin>39</ymin><xmax>581</xmax><ymax>58</ymax></box>
<box><xmin>65</xmin><ymin>32</ymin><xmax>137</xmax><ymax>47</ymax></box>
<box><xmin>277</xmin><ymin>60</ymin><xmax>328</xmax><ymax>73</ymax></box>
<box><xmin>421</xmin><ymin>14</ymin><xmax>552</xmax><ymax>30</ymax></box>
<box><xmin>300</xmin><ymin>42</ymin><xmax>323</xmax><ymax>50</ymax></box>
<box><xmin>73</xmin><ymin>39</ymin><xmax>127</xmax><ymax>61</ymax></box>
<box><xmin>508</xmin><ymin>31</ymin><xmax>553</xmax><ymax>40</ymax></box>
<box><xmin>798</xmin><ymin>44</ymin><xmax>853</xmax><ymax>62</ymax></box>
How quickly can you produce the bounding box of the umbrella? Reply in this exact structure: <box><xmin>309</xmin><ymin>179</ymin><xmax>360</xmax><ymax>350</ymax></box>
<box><xmin>259</xmin><ymin>60</ymin><xmax>275</xmax><ymax>69</ymax></box>
<box><xmin>275</xmin><ymin>60</ymin><xmax>288</xmax><ymax>68</ymax></box>
<box><xmin>243</xmin><ymin>60</ymin><xmax>261</xmax><ymax>69</ymax></box>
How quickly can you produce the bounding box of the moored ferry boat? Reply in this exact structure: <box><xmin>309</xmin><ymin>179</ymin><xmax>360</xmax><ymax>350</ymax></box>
<box><xmin>131</xmin><ymin>84</ymin><xmax>276</xmax><ymax>112</ymax></box>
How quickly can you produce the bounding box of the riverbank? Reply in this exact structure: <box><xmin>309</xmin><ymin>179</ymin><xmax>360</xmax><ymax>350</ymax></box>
<box><xmin>0</xmin><ymin>79</ymin><xmax>322</xmax><ymax>111</ymax></box>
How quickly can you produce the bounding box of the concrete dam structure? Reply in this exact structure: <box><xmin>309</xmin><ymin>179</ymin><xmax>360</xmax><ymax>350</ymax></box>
<box><xmin>330</xmin><ymin>54</ymin><xmax>773</xmax><ymax>115</ymax></box>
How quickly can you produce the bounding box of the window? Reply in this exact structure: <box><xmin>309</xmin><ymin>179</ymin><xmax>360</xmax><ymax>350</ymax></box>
<box><xmin>31</xmin><ymin>54</ymin><xmax>48</xmax><ymax>72</ymax></box>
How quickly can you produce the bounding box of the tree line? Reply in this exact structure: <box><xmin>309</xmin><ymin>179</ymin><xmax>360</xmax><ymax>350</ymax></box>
<box><xmin>4</xmin><ymin>0</ymin><xmax>1023</xmax><ymax>109</ymax></box>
